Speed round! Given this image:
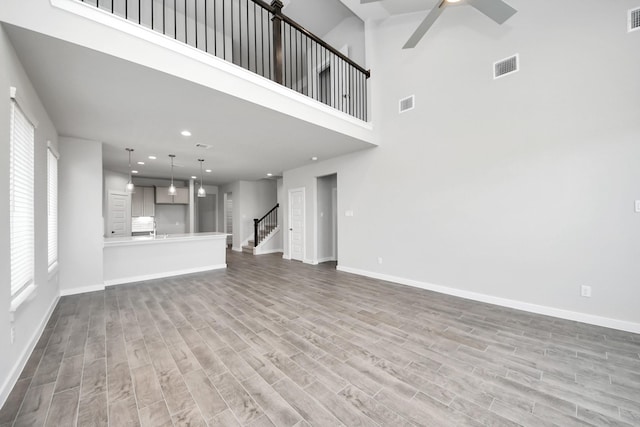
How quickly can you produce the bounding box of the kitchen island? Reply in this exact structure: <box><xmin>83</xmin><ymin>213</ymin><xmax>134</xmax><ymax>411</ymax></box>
<box><xmin>103</xmin><ymin>232</ymin><xmax>228</xmax><ymax>286</ymax></box>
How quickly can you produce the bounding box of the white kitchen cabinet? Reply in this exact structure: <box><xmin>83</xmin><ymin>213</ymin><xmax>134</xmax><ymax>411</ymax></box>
<box><xmin>131</xmin><ymin>186</ymin><xmax>156</xmax><ymax>216</ymax></box>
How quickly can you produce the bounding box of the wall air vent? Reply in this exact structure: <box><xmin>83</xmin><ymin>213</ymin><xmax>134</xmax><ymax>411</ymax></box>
<box><xmin>493</xmin><ymin>54</ymin><xmax>519</xmax><ymax>79</ymax></box>
<box><xmin>195</xmin><ymin>143</ymin><xmax>212</xmax><ymax>149</ymax></box>
<box><xmin>629</xmin><ymin>7</ymin><xmax>640</xmax><ymax>32</ymax></box>
<box><xmin>399</xmin><ymin>95</ymin><xmax>415</xmax><ymax>113</ymax></box>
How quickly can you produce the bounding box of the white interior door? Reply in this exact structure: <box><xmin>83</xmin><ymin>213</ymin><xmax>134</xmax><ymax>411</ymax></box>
<box><xmin>107</xmin><ymin>191</ymin><xmax>130</xmax><ymax>237</ymax></box>
<box><xmin>289</xmin><ymin>188</ymin><xmax>305</xmax><ymax>261</ymax></box>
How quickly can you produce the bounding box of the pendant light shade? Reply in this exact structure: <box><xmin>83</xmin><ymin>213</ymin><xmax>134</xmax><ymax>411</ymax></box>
<box><xmin>197</xmin><ymin>159</ymin><xmax>206</xmax><ymax>198</ymax></box>
<box><xmin>125</xmin><ymin>148</ymin><xmax>135</xmax><ymax>193</ymax></box>
<box><xmin>168</xmin><ymin>154</ymin><xmax>177</xmax><ymax>196</ymax></box>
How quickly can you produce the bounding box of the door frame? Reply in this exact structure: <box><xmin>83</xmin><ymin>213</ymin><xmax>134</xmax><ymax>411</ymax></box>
<box><xmin>287</xmin><ymin>187</ymin><xmax>306</xmax><ymax>262</ymax></box>
<box><xmin>107</xmin><ymin>190</ymin><xmax>131</xmax><ymax>237</ymax></box>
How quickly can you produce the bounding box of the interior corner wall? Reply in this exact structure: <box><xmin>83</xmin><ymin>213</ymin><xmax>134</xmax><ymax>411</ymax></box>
<box><xmin>322</xmin><ymin>15</ymin><xmax>366</xmax><ymax>66</ymax></box>
<box><xmin>317</xmin><ymin>174</ymin><xmax>337</xmax><ymax>262</ymax></box>
<box><xmin>283</xmin><ymin>0</ymin><xmax>640</xmax><ymax>330</ymax></box>
<box><xmin>59</xmin><ymin>137</ymin><xmax>104</xmax><ymax>295</ymax></box>
<box><xmin>238</xmin><ymin>180</ymin><xmax>278</xmax><ymax>246</ymax></box>
<box><xmin>0</xmin><ymin>24</ymin><xmax>60</xmax><ymax>407</ymax></box>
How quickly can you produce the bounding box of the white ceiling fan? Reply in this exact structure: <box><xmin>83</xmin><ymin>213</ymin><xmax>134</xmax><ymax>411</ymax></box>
<box><xmin>362</xmin><ymin>0</ymin><xmax>517</xmax><ymax>49</ymax></box>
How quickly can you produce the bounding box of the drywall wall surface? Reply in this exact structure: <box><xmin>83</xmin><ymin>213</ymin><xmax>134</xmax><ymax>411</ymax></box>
<box><xmin>283</xmin><ymin>0</ymin><xmax>640</xmax><ymax>327</ymax></box>
<box><xmin>238</xmin><ymin>180</ymin><xmax>278</xmax><ymax>243</ymax></box>
<box><xmin>59</xmin><ymin>137</ymin><xmax>104</xmax><ymax>294</ymax></box>
<box><xmin>0</xmin><ymin>24</ymin><xmax>60</xmax><ymax>407</ymax></box>
<box><xmin>317</xmin><ymin>174</ymin><xmax>337</xmax><ymax>261</ymax></box>
<box><xmin>322</xmin><ymin>16</ymin><xmax>366</xmax><ymax>67</ymax></box>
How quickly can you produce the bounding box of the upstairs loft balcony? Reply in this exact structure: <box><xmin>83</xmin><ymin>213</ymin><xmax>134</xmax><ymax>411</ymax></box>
<box><xmin>76</xmin><ymin>0</ymin><xmax>370</xmax><ymax>121</ymax></box>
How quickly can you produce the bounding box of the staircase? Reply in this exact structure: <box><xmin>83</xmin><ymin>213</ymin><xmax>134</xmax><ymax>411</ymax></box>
<box><xmin>243</xmin><ymin>203</ymin><xmax>279</xmax><ymax>255</ymax></box>
<box><xmin>242</xmin><ymin>224</ymin><xmax>277</xmax><ymax>254</ymax></box>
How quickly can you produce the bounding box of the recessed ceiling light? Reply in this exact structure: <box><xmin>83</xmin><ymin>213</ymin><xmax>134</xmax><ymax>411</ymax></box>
<box><xmin>311</xmin><ymin>156</ymin><xmax>318</xmax><ymax>161</ymax></box>
<box><xmin>205</xmin><ymin>169</ymin><xmax>212</xmax><ymax>173</ymax></box>
<box><xmin>148</xmin><ymin>155</ymin><xmax>157</xmax><ymax>160</ymax></box>
<box><xmin>132</xmin><ymin>170</ymin><xmax>139</xmax><ymax>174</ymax></box>
<box><xmin>267</xmin><ymin>173</ymin><xmax>273</xmax><ymax>177</ymax></box>
<box><xmin>137</xmin><ymin>161</ymin><xmax>145</xmax><ymax>165</ymax></box>
<box><xmin>181</xmin><ymin>130</ymin><xmax>192</xmax><ymax>137</ymax></box>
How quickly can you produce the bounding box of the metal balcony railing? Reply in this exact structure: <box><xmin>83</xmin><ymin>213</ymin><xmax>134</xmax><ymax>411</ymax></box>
<box><xmin>80</xmin><ymin>0</ymin><xmax>370</xmax><ymax>121</ymax></box>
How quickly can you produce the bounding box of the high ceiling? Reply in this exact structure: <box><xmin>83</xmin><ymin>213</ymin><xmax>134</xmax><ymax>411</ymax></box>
<box><xmin>4</xmin><ymin>24</ymin><xmax>374</xmax><ymax>185</ymax></box>
<box><xmin>339</xmin><ymin>0</ymin><xmax>440</xmax><ymax>21</ymax></box>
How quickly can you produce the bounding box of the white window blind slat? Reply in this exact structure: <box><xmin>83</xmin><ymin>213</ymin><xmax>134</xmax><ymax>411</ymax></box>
<box><xmin>48</xmin><ymin>147</ymin><xmax>58</xmax><ymax>268</ymax></box>
<box><xmin>9</xmin><ymin>100</ymin><xmax>35</xmax><ymax>298</ymax></box>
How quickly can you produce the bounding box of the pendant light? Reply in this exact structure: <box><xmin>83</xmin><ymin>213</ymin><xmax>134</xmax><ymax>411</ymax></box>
<box><xmin>125</xmin><ymin>148</ymin><xmax>135</xmax><ymax>193</ymax></box>
<box><xmin>168</xmin><ymin>154</ymin><xmax>177</xmax><ymax>196</ymax></box>
<box><xmin>197</xmin><ymin>159</ymin><xmax>206</xmax><ymax>198</ymax></box>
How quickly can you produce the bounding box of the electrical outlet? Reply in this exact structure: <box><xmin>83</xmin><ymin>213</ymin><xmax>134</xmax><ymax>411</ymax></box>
<box><xmin>635</xmin><ymin>200</ymin><xmax>640</xmax><ymax>213</ymax></box>
<box><xmin>377</xmin><ymin>257</ymin><xmax>383</xmax><ymax>265</ymax></box>
<box><xmin>581</xmin><ymin>285</ymin><xmax>592</xmax><ymax>298</ymax></box>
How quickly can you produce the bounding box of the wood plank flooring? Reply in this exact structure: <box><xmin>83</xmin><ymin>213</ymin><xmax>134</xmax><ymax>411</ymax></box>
<box><xmin>1</xmin><ymin>250</ymin><xmax>640</xmax><ymax>426</ymax></box>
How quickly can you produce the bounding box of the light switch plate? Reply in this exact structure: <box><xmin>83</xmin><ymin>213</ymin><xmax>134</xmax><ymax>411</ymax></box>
<box><xmin>635</xmin><ymin>200</ymin><xmax>640</xmax><ymax>213</ymax></box>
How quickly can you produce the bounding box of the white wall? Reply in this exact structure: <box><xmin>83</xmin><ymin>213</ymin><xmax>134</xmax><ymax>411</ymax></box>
<box><xmin>283</xmin><ymin>0</ymin><xmax>640</xmax><ymax>331</ymax></box>
<box><xmin>0</xmin><ymin>24</ymin><xmax>60</xmax><ymax>406</ymax></box>
<box><xmin>238</xmin><ymin>180</ymin><xmax>278</xmax><ymax>245</ymax></box>
<box><xmin>317</xmin><ymin>174</ymin><xmax>337</xmax><ymax>262</ymax></box>
<box><xmin>59</xmin><ymin>137</ymin><xmax>104</xmax><ymax>295</ymax></box>
<box><xmin>322</xmin><ymin>16</ymin><xmax>366</xmax><ymax>68</ymax></box>
<box><xmin>218</xmin><ymin>180</ymin><xmax>278</xmax><ymax>250</ymax></box>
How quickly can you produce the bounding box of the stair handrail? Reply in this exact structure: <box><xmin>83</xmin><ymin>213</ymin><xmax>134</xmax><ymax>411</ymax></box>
<box><xmin>254</xmin><ymin>203</ymin><xmax>279</xmax><ymax>247</ymax></box>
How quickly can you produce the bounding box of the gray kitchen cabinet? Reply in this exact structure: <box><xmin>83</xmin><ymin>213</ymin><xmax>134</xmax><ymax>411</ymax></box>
<box><xmin>131</xmin><ymin>186</ymin><xmax>156</xmax><ymax>216</ymax></box>
<box><xmin>155</xmin><ymin>186</ymin><xmax>189</xmax><ymax>204</ymax></box>
<box><xmin>173</xmin><ymin>187</ymin><xmax>189</xmax><ymax>204</ymax></box>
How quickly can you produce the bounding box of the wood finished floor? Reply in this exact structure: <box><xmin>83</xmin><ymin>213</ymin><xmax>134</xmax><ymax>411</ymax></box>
<box><xmin>2</xmin><ymin>251</ymin><xmax>640</xmax><ymax>427</ymax></box>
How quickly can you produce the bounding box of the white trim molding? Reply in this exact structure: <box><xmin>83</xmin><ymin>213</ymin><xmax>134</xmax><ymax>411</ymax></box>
<box><xmin>336</xmin><ymin>266</ymin><xmax>640</xmax><ymax>334</ymax></box>
<box><xmin>59</xmin><ymin>283</ymin><xmax>105</xmax><ymax>297</ymax></box>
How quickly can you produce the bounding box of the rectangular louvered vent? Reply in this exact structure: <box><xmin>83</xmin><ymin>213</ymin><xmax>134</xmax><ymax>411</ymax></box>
<box><xmin>399</xmin><ymin>95</ymin><xmax>415</xmax><ymax>113</ymax></box>
<box><xmin>494</xmin><ymin>54</ymin><xmax>519</xmax><ymax>79</ymax></box>
<box><xmin>630</xmin><ymin>7</ymin><xmax>640</xmax><ymax>32</ymax></box>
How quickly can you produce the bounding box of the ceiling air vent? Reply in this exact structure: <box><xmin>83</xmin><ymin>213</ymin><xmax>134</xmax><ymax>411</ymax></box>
<box><xmin>399</xmin><ymin>95</ymin><xmax>415</xmax><ymax>113</ymax></box>
<box><xmin>195</xmin><ymin>143</ymin><xmax>212</xmax><ymax>149</ymax></box>
<box><xmin>493</xmin><ymin>54</ymin><xmax>519</xmax><ymax>79</ymax></box>
<box><xmin>629</xmin><ymin>7</ymin><xmax>640</xmax><ymax>32</ymax></box>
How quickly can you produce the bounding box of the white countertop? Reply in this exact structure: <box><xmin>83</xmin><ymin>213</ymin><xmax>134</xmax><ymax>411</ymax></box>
<box><xmin>104</xmin><ymin>232</ymin><xmax>229</xmax><ymax>247</ymax></box>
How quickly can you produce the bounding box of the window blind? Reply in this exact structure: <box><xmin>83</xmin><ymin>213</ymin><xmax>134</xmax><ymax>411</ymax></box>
<box><xmin>48</xmin><ymin>145</ymin><xmax>58</xmax><ymax>269</ymax></box>
<box><xmin>10</xmin><ymin>100</ymin><xmax>35</xmax><ymax>298</ymax></box>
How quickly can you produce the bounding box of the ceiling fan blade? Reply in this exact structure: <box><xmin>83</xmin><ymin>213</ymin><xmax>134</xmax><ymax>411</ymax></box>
<box><xmin>466</xmin><ymin>0</ymin><xmax>517</xmax><ymax>24</ymax></box>
<box><xmin>403</xmin><ymin>0</ymin><xmax>447</xmax><ymax>49</ymax></box>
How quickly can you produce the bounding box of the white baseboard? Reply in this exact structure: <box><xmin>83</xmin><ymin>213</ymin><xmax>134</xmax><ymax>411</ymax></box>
<box><xmin>282</xmin><ymin>254</ymin><xmax>291</xmax><ymax>260</ymax></box>
<box><xmin>0</xmin><ymin>294</ymin><xmax>59</xmax><ymax>409</ymax></box>
<box><xmin>60</xmin><ymin>283</ymin><xmax>105</xmax><ymax>297</ymax></box>
<box><xmin>254</xmin><ymin>248</ymin><xmax>283</xmax><ymax>255</ymax></box>
<box><xmin>232</xmin><ymin>246</ymin><xmax>243</xmax><ymax>252</ymax></box>
<box><xmin>317</xmin><ymin>257</ymin><xmax>337</xmax><ymax>264</ymax></box>
<box><xmin>104</xmin><ymin>264</ymin><xmax>227</xmax><ymax>286</ymax></box>
<box><xmin>336</xmin><ymin>266</ymin><xmax>640</xmax><ymax>334</ymax></box>
<box><xmin>303</xmin><ymin>258</ymin><xmax>317</xmax><ymax>265</ymax></box>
